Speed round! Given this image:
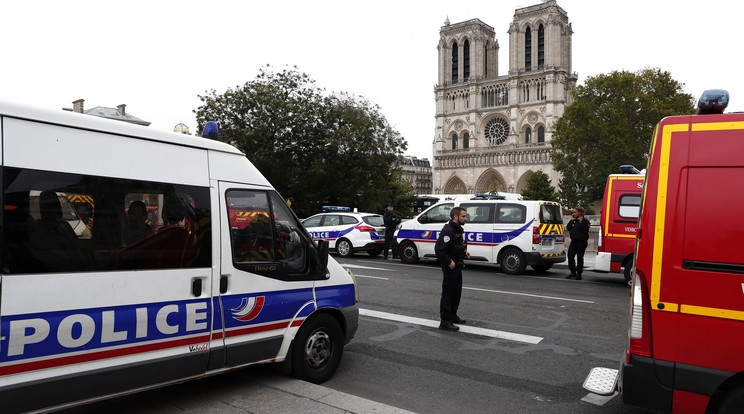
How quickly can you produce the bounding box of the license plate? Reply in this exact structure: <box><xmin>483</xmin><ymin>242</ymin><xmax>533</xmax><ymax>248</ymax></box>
<box><xmin>541</xmin><ymin>238</ymin><xmax>553</xmax><ymax>247</ymax></box>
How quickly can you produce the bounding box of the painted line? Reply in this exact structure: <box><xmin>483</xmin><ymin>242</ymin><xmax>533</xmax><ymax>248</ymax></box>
<box><xmin>341</xmin><ymin>264</ymin><xmax>390</xmax><ymax>271</ymax></box>
<box><xmin>463</xmin><ymin>287</ymin><xmax>595</xmax><ymax>304</ymax></box>
<box><xmin>359</xmin><ymin>308</ymin><xmax>543</xmax><ymax>344</ymax></box>
<box><xmin>354</xmin><ymin>274</ymin><xmax>389</xmax><ymax>280</ymax></box>
<box><xmin>581</xmin><ymin>391</ymin><xmax>618</xmax><ymax>406</ymax></box>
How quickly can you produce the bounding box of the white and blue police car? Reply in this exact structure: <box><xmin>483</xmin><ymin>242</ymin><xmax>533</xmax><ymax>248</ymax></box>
<box><xmin>302</xmin><ymin>206</ymin><xmax>386</xmax><ymax>258</ymax></box>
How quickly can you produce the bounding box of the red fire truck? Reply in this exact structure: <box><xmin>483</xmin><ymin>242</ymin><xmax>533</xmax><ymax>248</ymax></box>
<box><xmin>584</xmin><ymin>90</ymin><xmax>744</xmax><ymax>413</ymax></box>
<box><xmin>595</xmin><ymin>167</ymin><xmax>644</xmax><ymax>284</ymax></box>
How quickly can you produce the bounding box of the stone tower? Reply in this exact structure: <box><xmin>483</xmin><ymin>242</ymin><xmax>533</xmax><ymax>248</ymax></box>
<box><xmin>432</xmin><ymin>0</ymin><xmax>577</xmax><ymax>195</ymax></box>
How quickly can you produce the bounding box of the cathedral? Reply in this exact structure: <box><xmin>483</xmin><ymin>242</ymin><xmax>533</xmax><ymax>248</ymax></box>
<box><xmin>432</xmin><ymin>0</ymin><xmax>577</xmax><ymax>195</ymax></box>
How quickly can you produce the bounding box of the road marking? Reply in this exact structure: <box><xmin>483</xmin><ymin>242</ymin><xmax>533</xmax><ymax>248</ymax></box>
<box><xmin>581</xmin><ymin>391</ymin><xmax>618</xmax><ymax>406</ymax></box>
<box><xmin>463</xmin><ymin>287</ymin><xmax>595</xmax><ymax>304</ymax></box>
<box><xmin>354</xmin><ymin>274</ymin><xmax>389</xmax><ymax>280</ymax></box>
<box><xmin>359</xmin><ymin>308</ymin><xmax>543</xmax><ymax>344</ymax></box>
<box><xmin>341</xmin><ymin>264</ymin><xmax>390</xmax><ymax>271</ymax></box>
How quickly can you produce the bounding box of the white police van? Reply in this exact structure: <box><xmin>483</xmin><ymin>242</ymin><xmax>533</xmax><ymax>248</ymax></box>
<box><xmin>0</xmin><ymin>101</ymin><xmax>359</xmax><ymax>413</ymax></box>
<box><xmin>395</xmin><ymin>197</ymin><xmax>566</xmax><ymax>274</ymax></box>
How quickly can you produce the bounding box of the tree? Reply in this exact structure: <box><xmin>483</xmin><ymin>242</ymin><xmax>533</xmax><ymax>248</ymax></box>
<box><xmin>551</xmin><ymin>68</ymin><xmax>694</xmax><ymax>205</ymax></box>
<box><xmin>194</xmin><ymin>65</ymin><xmax>408</xmax><ymax>218</ymax></box>
<box><xmin>520</xmin><ymin>171</ymin><xmax>557</xmax><ymax>201</ymax></box>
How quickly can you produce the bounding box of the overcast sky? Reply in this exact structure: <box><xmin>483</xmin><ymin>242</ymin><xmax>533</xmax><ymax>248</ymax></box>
<box><xmin>2</xmin><ymin>0</ymin><xmax>741</xmax><ymax>160</ymax></box>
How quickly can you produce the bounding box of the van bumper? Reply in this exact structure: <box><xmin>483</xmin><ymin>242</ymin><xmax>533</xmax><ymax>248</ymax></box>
<box><xmin>340</xmin><ymin>304</ymin><xmax>359</xmax><ymax>344</ymax></box>
<box><xmin>526</xmin><ymin>251</ymin><xmax>566</xmax><ymax>265</ymax></box>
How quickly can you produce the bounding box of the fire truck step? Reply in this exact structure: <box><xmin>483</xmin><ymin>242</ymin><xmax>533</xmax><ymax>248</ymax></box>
<box><xmin>583</xmin><ymin>367</ymin><xmax>618</xmax><ymax>396</ymax></box>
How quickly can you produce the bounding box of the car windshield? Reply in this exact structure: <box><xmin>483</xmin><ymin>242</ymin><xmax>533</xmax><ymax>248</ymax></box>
<box><xmin>362</xmin><ymin>215</ymin><xmax>384</xmax><ymax>227</ymax></box>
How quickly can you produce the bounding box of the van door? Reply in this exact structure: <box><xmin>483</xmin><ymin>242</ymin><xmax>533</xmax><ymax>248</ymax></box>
<box><xmin>216</xmin><ymin>182</ymin><xmax>319</xmax><ymax>368</ymax></box>
<box><xmin>410</xmin><ymin>203</ymin><xmax>454</xmax><ymax>258</ymax></box>
<box><xmin>458</xmin><ymin>203</ymin><xmax>496</xmax><ymax>261</ymax></box>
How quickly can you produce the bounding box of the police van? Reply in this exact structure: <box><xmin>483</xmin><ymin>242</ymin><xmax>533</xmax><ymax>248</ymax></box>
<box><xmin>0</xmin><ymin>101</ymin><xmax>359</xmax><ymax>413</ymax></box>
<box><xmin>395</xmin><ymin>198</ymin><xmax>566</xmax><ymax>274</ymax></box>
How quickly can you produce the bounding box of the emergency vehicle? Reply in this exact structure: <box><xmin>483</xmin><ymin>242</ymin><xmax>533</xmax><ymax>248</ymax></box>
<box><xmin>584</xmin><ymin>90</ymin><xmax>744</xmax><ymax>413</ymax></box>
<box><xmin>395</xmin><ymin>199</ymin><xmax>565</xmax><ymax>274</ymax></box>
<box><xmin>0</xmin><ymin>101</ymin><xmax>359</xmax><ymax>413</ymax></box>
<box><xmin>302</xmin><ymin>208</ymin><xmax>386</xmax><ymax>258</ymax></box>
<box><xmin>595</xmin><ymin>166</ymin><xmax>644</xmax><ymax>283</ymax></box>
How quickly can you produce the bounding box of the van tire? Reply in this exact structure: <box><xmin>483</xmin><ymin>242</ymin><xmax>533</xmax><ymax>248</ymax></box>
<box><xmin>291</xmin><ymin>313</ymin><xmax>343</xmax><ymax>384</ymax></box>
<box><xmin>399</xmin><ymin>241</ymin><xmax>419</xmax><ymax>264</ymax></box>
<box><xmin>499</xmin><ymin>248</ymin><xmax>527</xmax><ymax>275</ymax></box>
<box><xmin>530</xmin><ymin>263</ymin><xmax>553</xmax><ymax>272</ymax></box>
<box><xmin>716</xmin><ymin>384</ymin><xmax>744</xmax><ymax>414</ymax></box>
<box><xmin>336</xmin><ymin>239</ymin><xmax>353</xmax><ymax>258</ymax></box>
<box><xmin>622</xmin><ymin>255</ymin><xmax>634</xmax><ymax>284</ymax></box>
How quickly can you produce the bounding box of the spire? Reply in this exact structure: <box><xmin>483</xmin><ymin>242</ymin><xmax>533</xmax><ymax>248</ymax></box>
<box><xmin>444</xmin><ymin>16</ymin><xmax>450</xmax><ymax>26</ymax></box>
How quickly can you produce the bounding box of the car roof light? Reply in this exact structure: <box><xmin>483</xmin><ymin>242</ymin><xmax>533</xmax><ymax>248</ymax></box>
<box><xmin>619</xmin><ymin>165</ymin><xmax>640</xmax><ymax>174</ymax></box>
<box><xmin>697</xmin><ymin>89</ymin><xmax>729</xmax><ymax>115</ymax></box>
<box><xmin>202</xmin><ymin>121</ymin><xmax>219</xmax><ymax>139</ymax></box>
<box><xmin>322</xmin><ymin>206</ymin><xmax>351</xmax><ymax>212</ymax></box>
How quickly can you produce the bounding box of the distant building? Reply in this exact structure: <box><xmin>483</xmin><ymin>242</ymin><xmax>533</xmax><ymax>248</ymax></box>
<box><xmin>63</xmin><ymin>99</ymin><xmax>151</xmax><ymax>126</ymax></box>
<box><xmin>399</xmin><ymin>156</ymin><xmax>433</xmax><ymax>195</ymax></box>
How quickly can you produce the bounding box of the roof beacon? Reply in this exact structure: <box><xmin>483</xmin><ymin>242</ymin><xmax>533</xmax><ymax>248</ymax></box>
<box><xmin>619</xmin><ymin>165</ymin><xmax>640</xmax><ymax>174</ymax></box>
<box><xmin>322</xmin><ymin>206</ymin><xmax>351</xmax><ymax>212</ymax></box>
<box><xmin>697</xmin><ymin>89</ymin><xmax>729</xmax><ymax>115</ymax></box>
<box><xmin>202</xmin><ymin>121</ymin><xmax>219</xmax><ymax>139</ymax></box>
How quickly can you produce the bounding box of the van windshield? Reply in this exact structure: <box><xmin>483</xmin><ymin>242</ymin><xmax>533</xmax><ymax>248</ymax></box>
<box><xmin>540</xmin><ymin>204</ymin><xmax>563</xmax><ymax>224</ymax></box>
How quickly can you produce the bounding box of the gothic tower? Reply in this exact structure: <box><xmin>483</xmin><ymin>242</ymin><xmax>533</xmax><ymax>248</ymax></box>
<box><xmin>433</xmin><ymin>0</ymin><xmax>577</xmax><ymax>195</ymax></box>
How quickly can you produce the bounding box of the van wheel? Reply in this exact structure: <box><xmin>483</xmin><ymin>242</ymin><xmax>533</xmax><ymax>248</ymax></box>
<box><xmin>336</xmin><ymin>239</ymin><xmax>353</xmax><ymax>258</ymax></box>
<box><xmin>399</xmin><ymin>241</ymin><xmax>419</xmax><ymax>264</ymax></box>
<box><xmin>291</xmin><ymin>313</ymin><xmax>343</xmax><ymax>384</ymax></box>
<box><xmin>500</xmin><ymin>248</ymin><xmax>527</xmax><ymax>275</ymax></box>
<box><xmin>367</xmin><ymin>248</ymin><xmax>382</xmax><ymax>257</ymax></box>
<box><xmin>622</xmin><ymin>255</ymin><xmax>634</xmax><ymax>284</ymax></box>
<box><xmin>530</xmin><ymin>263</ymin><xmax>553</xmax><ymax>272</ymax></box>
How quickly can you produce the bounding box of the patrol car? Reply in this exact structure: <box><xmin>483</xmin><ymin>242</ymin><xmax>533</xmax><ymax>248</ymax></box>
<box><xmin>0</xmin><ymin>101</ymin><xmax>359</xmax><ymax>413</ymax></box>
<box><xmin>302</xmin><ymin>207</ymin><xmax>386</xmax><ymax>258</ymax></box>
<box><xmin>395</xmin><ymin>198</ymin><xmax>566</xmax><ymax>274</ymax></box>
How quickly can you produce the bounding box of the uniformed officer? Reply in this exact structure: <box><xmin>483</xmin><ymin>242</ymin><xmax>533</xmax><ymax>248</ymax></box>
<box><xmin>435</xmin><ymin>206</ymin><xmax>470</xmax><ymax>331</ymax></box>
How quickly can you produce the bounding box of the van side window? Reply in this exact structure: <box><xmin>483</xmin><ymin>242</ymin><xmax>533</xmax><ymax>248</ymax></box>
<box><xmin>460</xmin><ymin>203</ymin><xmax>494</xmax><ymax>223</ymax></box>
<box><xmin>496</xmin><ymin>204</ymin><xmax>526</xmax><ymax>223</ymax></box>
<box><xmin>420</xmin><ymin>203</ymin><xmax>454</xmax><ymax>224</ymax></box>
<box><xmin>2</xmin><ymin>167</ymin><xmax>212</xmax><ymax>274</ymax></box>
<box><xmin>226</xmin><ymin>190</ymin><xmax>310</xmax><ymax>277</ymax></box>
<box><xmin>618</xmin><ymin>194</ymin><xmax>641</xmax><ymax>219</ymax></box>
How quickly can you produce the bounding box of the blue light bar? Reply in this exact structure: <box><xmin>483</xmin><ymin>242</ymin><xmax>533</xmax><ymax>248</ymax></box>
<box><xmin>472</xmin><ymin>193</ymin><xmax>506</xmax><ymax>200</ymax></box>
<box><xmin>202</xmin><ymin>121</ymin><xmax>219</xmax><ymax>139</ymax></box>
<box><xmin>322</xmin><ymin>206</ymin><xmax>351</xmax><ymax>212</ymax></box>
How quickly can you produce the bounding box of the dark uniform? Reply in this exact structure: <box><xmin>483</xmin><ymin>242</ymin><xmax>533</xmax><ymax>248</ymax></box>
<box><xmin>383</xmin><ymin>207</ymin><xmax>400</xmax><ymax>259</ymax></box>
<box><xmin>566</xmin><ymin>217</ymin><xmax>591</xmax><ymax>279</ymax></box>
<box><xmin>435</xmin><ymin>219</ymin><xmax>468</xmax><ymax>326</ymax></box>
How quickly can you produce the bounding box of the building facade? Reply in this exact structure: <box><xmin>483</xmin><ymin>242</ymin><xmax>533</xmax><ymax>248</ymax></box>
<box><xmin>433</xmin><ymin>1</ymin><xmax>577</xmax><ymax>195</ymax></box>
<box><xmin>399</xmin><ymin>156</ymin><xmax>433</xmax><ymax>195</ymax></box>
<box><xmin>64</xmin><ymin>99</ymin><xmax>151</xmax><ymax>126</ymax></box>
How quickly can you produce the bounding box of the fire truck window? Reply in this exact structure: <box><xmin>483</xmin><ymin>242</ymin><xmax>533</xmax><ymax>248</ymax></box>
<box><xmin>618</xmin><ymin>194</ymin><xmax>641</xmax><ymax>219</ymax></box>
<box><xmin>2</xmin><ymin>167</ymin><xmax>211</xmax><ymax>274</ymax></box>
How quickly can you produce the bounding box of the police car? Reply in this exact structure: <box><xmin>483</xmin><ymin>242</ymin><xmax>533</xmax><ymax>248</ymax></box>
<box><xmin>302</xmin><ymin>206</ymin><xmax>386</xmax><ymax>258</ymax></box>
<box><xmin>395</xmin><ymin>198</ymin><xmax>566</xmax><ymax>274</ymax></box>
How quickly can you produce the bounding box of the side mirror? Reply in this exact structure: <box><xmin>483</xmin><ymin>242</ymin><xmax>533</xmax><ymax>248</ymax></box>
<box><xmin>419</xmin><ymin>215</ymin><xmax>428</xmax><ymax>224</ymax></box>
<box><xmin>317</xmin><ymin>239</ymin><xmax>329</xmax><ymax>271</ymax></box>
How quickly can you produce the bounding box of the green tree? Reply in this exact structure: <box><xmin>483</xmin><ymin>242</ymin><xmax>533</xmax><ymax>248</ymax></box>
<box><xmin>194</xmin><ymin>65</ymin><xmax>407</xmax><ymax>218</ymax></box>
<box><xmin>551</xmin><ymin>68</ymin><xmax>694</xmax><ymax>205</ymax></box>
<box><xmin>520</xmin><ymin>171</ymin><xmax>557</xmax><ymax>201</ymax></box>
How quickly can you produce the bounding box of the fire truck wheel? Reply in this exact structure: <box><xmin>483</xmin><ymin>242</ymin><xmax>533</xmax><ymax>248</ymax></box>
<box><xmin>622</xmin><ymin>255</ymin><xmax>634</xmax><ymax>284</ymax></box>
<box><xmin>336</xmin><ymin>239</ymin><xmax>353</xmax><ymax>258</ymax></box>
<box><xmin>291</xmin><ymin>313</ymin><xmax>343</xmax><ymax>384</ymax></box>
<box><xmin>499</xmin><ymin>248</ymin><xmax>526</xmax><ymax>275</ymax></box>
<box><xmin>717</xmin><ymin>385</ymin><xmax>744</xmax><ymax>414</ymax></box>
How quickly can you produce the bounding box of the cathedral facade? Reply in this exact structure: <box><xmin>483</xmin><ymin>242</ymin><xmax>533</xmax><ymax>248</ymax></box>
<box><xmin>432</xmin><ymin>0</ymin><xmax>577</xmax><ymax>195</ymax></box>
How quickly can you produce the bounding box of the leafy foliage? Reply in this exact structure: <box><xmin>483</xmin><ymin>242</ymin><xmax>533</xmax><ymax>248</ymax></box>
<box><xmin>551</xmin><ymin>68</ymin><xmax>694</xmax><ymax>207</ymax></box>
<box><xmin>520</xmin><ymin>171</ymin><xmax>557</xmax><ymax>201</ymax></box>
<box><xmin>194</xmin><ymin>65</ymin><xmax>409</xmax><ymax>218</ymax></box>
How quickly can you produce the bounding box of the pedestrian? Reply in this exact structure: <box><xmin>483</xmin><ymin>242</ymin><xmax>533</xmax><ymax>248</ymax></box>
<box><xmin>382</xmin><ymin>203</ymin><xmax>401</xmax><ymax>259</ymax></box>
<box><xmin>565</xmin><ymin>206</ymin><xmax>590</xmax><ymax>280</ymax></box>
<box><xmin>435</xmin><ymin>207</ymin><xmax>470</xmax><ymax>331</ymax></box>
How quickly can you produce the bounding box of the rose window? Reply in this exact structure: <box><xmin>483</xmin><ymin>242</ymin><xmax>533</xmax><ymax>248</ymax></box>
<box><xmin>484</xmin><ymin>118</ymin><xmax>509</xmax><ymax>145</ymax></box>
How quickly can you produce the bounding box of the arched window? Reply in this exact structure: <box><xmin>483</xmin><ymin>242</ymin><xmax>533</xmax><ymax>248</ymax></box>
<box><xmin>452</xmin><ymin>133</ymin><xmax>458</xmax><ymax>150</ymax></box>
<box><xmin>525</xmin><ymin>27</ymin><xmax>532</xmax><ymax>72</ymax></box>
<box><xmin>451</xmin><ymin>42</ymin><xmax>459</xmax><ymax>83</ymax></box>
<box><xmin>538</xmin><ymin>126</ymin><xmax>545</xmax><ymax>143</ymax></box>
<box><xmin>525</xmin><ymin>127</ymin><xmax>531</xmax><ymax>144</ymax></box>
<box><xmin>463</xmin><ymin>132</ymin><xmax>470</xmax><ymax>149</ymax></box>
<box><xmin>463</xmin><ymin>40</ymin><xmax>470</xmax><ymax>81</ymax></box>
<box><xmin>538</xmin><ymin>25</ymin><xmax>545</xmax><ymax>70</ymax></box>
<box><xmin>484</xmin><ymin>44</ymin><xmax>488</xmax><ymax>76</ymax></box>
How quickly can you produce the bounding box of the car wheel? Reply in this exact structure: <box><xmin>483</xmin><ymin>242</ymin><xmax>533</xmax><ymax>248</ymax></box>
<box><xmin>622</xmin><ymin>255</ymin><xmax>634</xmax><ymax>284</ymax></box>
<box><xmin>399</xmin><ymin>241</ymin><xmax>419</xmax><ymax>264</ymax></box>
<box><xmin>530</xmin><ymin>263</ymin><xmax>553</xmax><ymax>272</ymax></box>
<box><xmin>336</xmin><ymin>238</ymin><xmax>353</xmax><ymax>258</ymax></box>
<box><xmin>499</xmin><ymin>248</ymin><xmax>527</xmax><ymax>275</ymax></box>
<box><xmin>291</xmin><ymin>313</ymin><xmax>343</xmax><ymax>384</ymax></box>
<box><xmin>367</xmin><ymin>248</ymin><xmax>382</xmax><ymax>257</ymax></box>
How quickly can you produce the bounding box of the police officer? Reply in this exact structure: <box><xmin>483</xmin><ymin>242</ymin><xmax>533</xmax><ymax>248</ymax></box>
<box><xmin>435</xmin><ymin>207</ymin><xmax>470</xmax><ymax>331</ymax></box>
<box><xmin>565</xmin><ymin>206</ymin><xmax>590</xmax><ymax>280</ymax></box>
<box><xmin>383</xmin><ymin>202</ymin><xmax>401</xmax><ymax>259</ymax></box>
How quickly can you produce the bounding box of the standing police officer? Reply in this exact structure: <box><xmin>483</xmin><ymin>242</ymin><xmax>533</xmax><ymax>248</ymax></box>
<box><xmin>435</xmin><ymin>207</ymin><xmax>470</xmax><ymax>331</ymax></box>
<box><xmin>383</xmin><ymin>203</ymin><xmax>400</xmax><ymax>259</ymax></box>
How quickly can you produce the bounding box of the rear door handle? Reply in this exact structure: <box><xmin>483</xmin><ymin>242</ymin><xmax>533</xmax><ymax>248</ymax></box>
<box><xmin>220</xmin><ymin>275</ymin><xmax>229</xmax><ymax>294</ymax></box>
<box><xmin>191</xmin><ymin>278</ymin><xmax>203</xmax><ymax>297</ymax></box>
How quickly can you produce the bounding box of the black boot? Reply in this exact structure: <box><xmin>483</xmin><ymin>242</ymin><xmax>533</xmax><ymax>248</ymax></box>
<box><xmin>439</xmin><ymin>321</ymin><xmax>460</xmax><ymax>331</ymax></box>
<box><xmin>575</xmin><ymin>273</ymin><xmax>582</xmax><ymax>280</ymax></box>
<box><xmin>565</xmin><ymin>272</ymin><xmax>576</xmax><ymax>279</ymax></box>
<box><xmin>451</xmin><ymin>315</ymin><xmax>466</xmax><ymax>324</ymax></box>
